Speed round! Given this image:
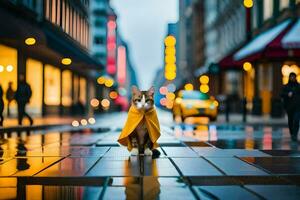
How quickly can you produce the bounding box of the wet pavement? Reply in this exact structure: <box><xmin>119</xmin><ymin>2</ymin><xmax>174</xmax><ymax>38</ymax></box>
<box><xmin>0</xmin><ymin>112</ymin><xmax>300</xmax><ymax>199</ymax></box>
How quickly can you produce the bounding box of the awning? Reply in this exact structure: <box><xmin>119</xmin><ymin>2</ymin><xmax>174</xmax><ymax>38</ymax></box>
<box><xmin>282</xmin><ymin>19</ymin><xmax>300</xmax><ymax>48</ymax></box>
<box><xmin>234</xmin><ymin>19</ymin><xmax>292</xmax><ymax>61</ymax></box>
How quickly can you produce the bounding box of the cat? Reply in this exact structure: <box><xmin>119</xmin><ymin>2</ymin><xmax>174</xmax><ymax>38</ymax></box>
<box><xmin>130</xmin><ymin>86</ymin><xmax>160</xmax><ymax>157</ymax></box>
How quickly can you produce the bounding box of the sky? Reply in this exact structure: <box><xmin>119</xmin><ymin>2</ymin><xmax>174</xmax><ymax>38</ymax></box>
<box><xmin>110</xmin><ymin>0</ymin><xmax>178</xmax><ymax>90</ymax></box>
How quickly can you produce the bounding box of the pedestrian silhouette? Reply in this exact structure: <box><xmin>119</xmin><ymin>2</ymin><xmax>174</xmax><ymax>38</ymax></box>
<box><xmin>6</xmin><ymin>81</ymin><xmax>15</xmax><ymax>117</ymax></box>
<box><xmin>281</xmin><ymin>72</ymin><xmax>300</xmax><ymax>141</ymax></box>
<box><xmin>0</xmin><ymin>84</ymin><xmax>4</xmax><ymax>126</ymax></box>
<box><xmin>15</xmin><ymin>74</ymin><xmax>33</xmax><ymax>126</ymax></box>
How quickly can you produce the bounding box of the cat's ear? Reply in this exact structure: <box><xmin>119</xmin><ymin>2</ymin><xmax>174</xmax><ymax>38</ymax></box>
<box><xmin>131</xmin><ymin>85</ymin><xmax>140</xmax><ymax>94</ymax></box>
<box><xmin>148</xmin><ymin>86</ymin><xmax>155</xmax><ymax>96</ymax></box>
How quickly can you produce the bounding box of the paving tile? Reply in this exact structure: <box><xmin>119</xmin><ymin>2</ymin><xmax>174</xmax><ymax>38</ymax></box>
<box><xmin>86</xmin><ymin>157</ymin><xmax>140</xmax><ymax>176</ymax></box>
<box><xmin>69</xmin><ymin>147</ymin><xmax>110</xmax><ymax>157</ymax></box>
<box><xmin>193</xmin><ymin>147</ymin><xmax>270</xmax><ymax>157</ymax></box>
<box><xmin>162</xmin><ymin>147</ymin><xmax>199</xmax><ymax>157</ymax></box>
<box><xmin>184</xmin><ymin>141</ymin><xmax>212</xmax><ymax>147</ymax></box>
<box><xmin>143</xmin><ymin>157</ymin><xmax>179</xmax><ymax>176</ymax></box>
<box><xmin>36</xmin><ymin>157</ymin><xmax>99</xmax><ymax>177</ymax></box>
<box><xmin>245</xmin><ymin>185</ymin><xmax>300</xmax><ymax>200</ymax></box>
<box><xmin>241</xmin><ymin>157</ymin><xmax>300</xmax><ymax>175</ymax></box>
<box><xmin>172</xmin><ymin>158</ymin><xmax>223</xmax><ymax>176</ymax></box>
<box><xmin>0</xmin><ymin>157</ymin><xmax>62</xmax><ymax>176</ymax></box>
<box><xmin>195</xmin><ymin>185</ymin><xmax>259</xmax><ymax>200</ymax></box>
<box><xmin>206</xmin><ymin>157</ymin><xmax>269</xmax><ymax>176</ymax></box>
<box><xmin>96</xmin><ymin>140</ymin><xmax>120</xmax><ymax>146</ymax></box>
<box><xmin>103</xmin><ymin>147</ymin><xmax>131</xmax><ymax>157</ymax></box>
<box><xmin>26</xmin><ymin>185</ymin><xmax>102</xmax><ymax>200</ymax></box>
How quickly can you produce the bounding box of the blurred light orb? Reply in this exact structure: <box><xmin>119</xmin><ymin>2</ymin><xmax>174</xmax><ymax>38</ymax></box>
<box><xmin>159</xmin><ymin>86</ymin><xmax>168</xmax><ymax>95</ymax></box>
<box><xmin>88</xmin><ymin>117</ymin><xmax>96</xmax><ymax>125</ymax></box>
<box><xmin>200</xmin><ymin>84</ymin><xmax>209</xmax><ymax>93</ymax></box>
<box><xmin>165</xmin><ymin>64</ymin><xmax>176</xmax><ymax>72</ymax></box>
<box><xmin>175</xmin><ymin>98</ymin><xmax>182</xmax><ymax>104</ymax></box>
<box><xmin>105</xmin><ymin>79</ymin><xmax>114</xmax><ymax>87</ymax></box>
<box><xmin>281</xmin><ymin>65</ymin><xmax>290</xmax><ymax>76</ymax></box>
<box><xmin>80</xmin><ymin>119</ymin><xmax>88</xmax><ymax>126</ymax></box>
<box><xmin>72</xmin><ymin>120</ymin><xmax>79</xmax><ymax>127</ymax></box>
<box><xmin>109</xmin><ymin>91</ymin><xmax>118</xmax><ymax>99</ymax></box>
<box><xmin>107</xmin><ymin>20</ymin><xmax>117</xmax><ymax>29</ymax></box>
<box><xmin>165</xmin><ymin>72</ymin><xmax>176</xmax><ymax>80</ymax></box>
<box><xmin>199</xmin><ymin>75</ymin><xmax>209</xmax><ymax>84</ymax></box>
<box><xmin>213</xmin><ymin>100</ymin><xmax>219</xmax><ymax>107</ymax></box>
<box><xmin>25</xmin><ymin>37</ymin><xmax>36</xmax><ymax>45</ymax></box>
<box><xmin>243</xmin><ymin>62</ymin><xmax>252</xmax><ymax>72</ymax></box>
<box><xmin>166</xmin><ymin>92</ymin><xmax>176</xmax><ymax>100</ymax></box>
<box><xmin>165</xmin><ymin>55</ymin><xmax>176</xmax><ymax>64</ymax></box>
<box><xmin>101</xmin><ymin>99</ymin><xmax>110</xmax><ymax>108</ymax></box>
<box><xmin>290</xmin><ymin>64</ymin><xmax>299</xmax><ymax>74</ymax></box>
<box><xmin>90</xmin><ymin>98</ymin><xmax>99</xmax><ymax>107</ymax></box>
<box><xmin>184</xmin><ymin>83</ymin><xmax>194</xmax><ymax>91</ymax></box>
<box><xmin>166</xmin><ymin>101</ymin><xmax>174</xmax><ymax>109</ymax></box>
<box><xmin>61</xmin><ymin>58</ymin><xmax>72</xmax><ymax>65</ymax></box>
<box><xmin>243</xmin><ymin>0</ymin><xmax>253</xmax><ymax>8</ymax></box>
<box><xmin>0</xmin><ymin>65</ymin><xmax>4</xmax><ymax>72</ymax></box>
<box><xmin>167</xmin><ymin>83</ymin><xmax>176</xmax><ymax>92</ymax></box>
<box><xmin>97</xmin><ymin>76</ymin><xmax>106</xmax><ymax>84</ymax></box>
<box><xmin>164</xmin><ymin>35</ymin><xmax>176</xmax><ymax>47</ymax></box>
<box><xmin>6</xmin><ymin>65</ymin><xmax>14</xmax><ymax>72</ymax></box>
<box><xmin>160</xmin><ymin>98</ymin><xmax>167</xmax><ymax>106</ymax></box>
<box><xmin>165</xmin><ymin>47</ymin><xmax>176</xmax><ymax>55</ymax></box>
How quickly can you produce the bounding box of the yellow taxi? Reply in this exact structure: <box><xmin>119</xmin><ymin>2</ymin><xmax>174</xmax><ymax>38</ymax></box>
<box><xmin>172</xmin><ymin>90</ymin><xmax>219</xmax><ymax>122</ymax></box>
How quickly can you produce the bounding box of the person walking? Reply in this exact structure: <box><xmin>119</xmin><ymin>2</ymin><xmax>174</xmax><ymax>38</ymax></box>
<box><xmin>0</xmin><ymin>84</ymin><xmax>4</xmax><ymax>126</ymax></box>
<box><xmin>281</xmin><ymin>72</ymin><xmax>300</xmax><ymax>141</ymax></box>
<box><xmin>15</xmin><ymin>75</ymin><xmax>33</xmax><ymax>126</ymax></box>
<box><xmin>6</xmin><ymin>81</ymin><xmax>15</xmax><ymax>117</ymax></box>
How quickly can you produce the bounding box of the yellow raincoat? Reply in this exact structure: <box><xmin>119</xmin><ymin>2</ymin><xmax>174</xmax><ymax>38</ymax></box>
<box><xmin>118</xmin><ymin>106</ymin><xmax>160</xmax><ymax>151</ymax></box>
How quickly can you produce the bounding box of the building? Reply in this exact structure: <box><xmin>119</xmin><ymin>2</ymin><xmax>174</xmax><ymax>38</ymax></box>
<box><xmin>0</xmin><ymin>0</ymin><xmax>104</xmax><ymax>117</ymax></box>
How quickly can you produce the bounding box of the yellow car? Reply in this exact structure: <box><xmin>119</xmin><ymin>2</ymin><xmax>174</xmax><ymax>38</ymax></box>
<box><xmin>173</xmin><ymin>90</ymin><xmax>219</xmax><ymax>122</ymax></box>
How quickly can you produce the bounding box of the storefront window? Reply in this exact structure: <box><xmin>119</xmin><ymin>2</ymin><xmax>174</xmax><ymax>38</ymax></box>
<box><xmin>280</xmin><ymin>0</ymin><xmax>289</xmax><ymax>10</ymax></box>
<box><xmin>79</xmin><ymin>77</ymin><xmax>87</xmax><ymax>105</ymax></box>
<box><xmin>0</xmin><ymin>44</ymin><xmax>18</xmax><ymax>115</ymax></box>
<box><xmin>62</xmin><ymin>70</ymin><xmax>72</xmax><ymax>106</ymax></box>
<box><xmin>45</xmin><ymin>64</ymin><xmax>61</xmax><ymax>106</ymax></box>
<box><xmin>263</xmin><ymin>0</ymin><xmax>273</xmax><ymax>20</ymax></box>
<box><xmin>26</xmin><ymin>58</ymin><xmax>43</xmax><ymax>115</ymax></box>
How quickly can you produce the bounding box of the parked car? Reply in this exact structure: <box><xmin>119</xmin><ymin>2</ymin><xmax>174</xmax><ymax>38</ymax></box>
<box><xmin>172</xmin><ymin>90</ymin><xmax>219</xmax><ymax>122</ymax></box>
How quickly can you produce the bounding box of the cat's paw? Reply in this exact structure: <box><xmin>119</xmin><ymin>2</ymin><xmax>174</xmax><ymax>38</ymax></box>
<box><xmin>131</xmin><ymin>148</ymin><xmax>139</xmax><ymax>156</ymax></box>
<box><xmin>144</xmin><ymin>148</ymin><xmax>153</xmax><ymax>156</ymax></box>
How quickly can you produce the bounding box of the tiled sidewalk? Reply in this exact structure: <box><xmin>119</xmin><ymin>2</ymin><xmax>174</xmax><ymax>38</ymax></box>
<box><xmin>1</xmin><ymin>126</ymin><xmax>300</xmax><ymax>200</ymax></box>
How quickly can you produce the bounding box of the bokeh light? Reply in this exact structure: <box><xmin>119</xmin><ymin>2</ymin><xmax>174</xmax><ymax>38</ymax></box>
<box><xmin>72</xmin><ymin>120</ymin><xmax>79</xmax><ymax>127</ymax></box>
<box><xmin>184</xmin><ymin>83</ymin><xmax>194</xmax><ymax>91</ymax></box>
<box><xmin>164</xmin><ymin>35</ymin><xmax>176</xmax><ymax>46</ymax></box>
<box><xmin>243</xmin><ymin>0</ymin><xmax>253</xmax><ymax>8</ymax></box>
<box><xmin>88</xmin><ymin>117</ymin><xmax>96</xmax><ymax>125</ymax></box>
<box><xmin>118</xmin><ymin>87</ymin><xmax>127</xmax><ymax>96</ymax></box>
<box><xmin>105</xmin><ymin>78</ymin><xmax>114</xmax><ymax>87</ymax></box>
<box><xmin>166</xmin><ymin>92</ymin><xmax>175</xmax><ymax>100</ymax></box>
<box><xmin>61</xmin><ymin>58</ymin><xmax>72</xmax><ymax>65</ymax></box>
<box><xmin>200</xmin><ymin>84</ymin><xmax>209</xmax><ymax>93</ymax></box>
<box><xmin>165</xmin><ymin>55</ymin><xmax>176</xmax><ymax>64</ymax></box>
<box><xmin>97</xmin><ymin>76</ymin><xmax>106</xmax><ymax>84</ymax></box>
<box><xmin>101</xmin><ymin>99</ymin><xmax>110</xmax><ymax>108</ymax></box>
<box><xmin>199</xmin><ymin>75</ymin><xmax>209</xmax><ymax>84</ymax></box>
<box><xmin>0</xmin><ymin>65</ymin><xmax>4</xmax><ymax>72</ymax></box>
<box><xmin>90</xmin><ymin>98</ymin><xmax>99</xmax><ymax>107</ymax></box>
<box><xmin>160</xmin><ymin>98</ymin><xmax>167</xmax><ymax>106</ymax></box>
<box><xmin>25</xmin><ymin>37</ymin><xmax>36</xmax><ymax>45</ymax></box>
<box><xmin>80</xmin><ymin>119</ymin><xmax>88</xmax><ymax>126</ymax></box>
<box><xmin>6</xmin><ymin>65</ymin><xmax>13</xmax><ymax>72</ymax></box>
<box><xmin>109</xmin><ymin>91</ymin><xmax>118</xmax><ymax>99</ymax></box>
<box><xmin>165</xmin><ymin>47</ymin><xmax>176</xmax><ymax>55</ymax></box>
<box><xmin>159</xmin><ymin>86</ymin><xmax>168</xmax><ymax>95</ymax></box>
<box><xmin>243</xmin><ymin>62</ymin><xmax>252</xmax><ymax>72</ymax></box>
<box><xmin>167</xmin><ymin>83</ymin><xmax>176</xmax><ymax>92</ymax></box>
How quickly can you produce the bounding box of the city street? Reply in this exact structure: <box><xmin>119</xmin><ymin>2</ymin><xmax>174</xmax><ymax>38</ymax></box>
<box><xmin>1</xmin><ymin>110</ymin><xmax>300</xmax><ymax>200</ymax></box>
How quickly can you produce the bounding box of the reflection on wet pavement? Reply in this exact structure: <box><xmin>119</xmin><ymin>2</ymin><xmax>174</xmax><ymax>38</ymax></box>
<box><xmin>0</xmin><ymin>121</ymin><xmax>300</xmax><ymax>199</ymax></box>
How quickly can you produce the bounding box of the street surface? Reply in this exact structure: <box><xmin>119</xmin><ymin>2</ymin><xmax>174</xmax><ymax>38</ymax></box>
<box><xmin>0</xmin><ymin>110</ymin><xmax>300</xmax><ymax>200</ymax></box>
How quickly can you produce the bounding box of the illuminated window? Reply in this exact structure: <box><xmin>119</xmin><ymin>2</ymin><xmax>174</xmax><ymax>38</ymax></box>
<box><xmin>62</xmin><ymin>70</ymin><xmax>72</xmax><ymax>106</ymax></box>
<box><xmin>26</xmin><ymin>58</ymin><xmax>43</xmax><ymax>115</ymax></box>
<box><xmin>280</xmin><ymin>0</ymin><xmax>289</xmax><ymax>9</ymax></box>
<box><xmin>45</xmin><ymin>64</ymin><xmax>61</xmax><ymax>106</ymax></box>
<box><xmin>66</xmin><ymin>3</ymin><xmax>69</xmax><ymax>33</ymax></box>
<box><xmin>79</xmin><ymin>77</ymin><xmax>87</xmax><ymax>104</ymax></box>
<box><xmin>51</xmin><ymin>0</ymin><xmax>56</xmax><ymax>24</ymax></box>
<box><xmin>73</xmin><ymin>75</ymin><xmax>79</xmax><ymax>103</ymax></box>
<box><xmin>0</xmin><ymin>44</ymin><xmax>18</xmax><ymax>115</ymax></box>
<box><xmin>56</xmin><ymin>0</ymin><xmax>61</xmax><ymax>26</ymax></box>
<box><xmin>263</xmin><ymin>0</ymin><xmax>273</xmax><ymax>20</ymax></box>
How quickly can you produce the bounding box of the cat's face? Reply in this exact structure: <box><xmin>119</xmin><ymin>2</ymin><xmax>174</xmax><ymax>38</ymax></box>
<box><xmin>131</xmin><ymin>86</ymin><xmax>154</xmax><ymax>111</ymax></box>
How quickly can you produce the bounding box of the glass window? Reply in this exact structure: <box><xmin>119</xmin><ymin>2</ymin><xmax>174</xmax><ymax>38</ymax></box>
<box><xmin>26</xmin><ymin>58</ymin><xmax>43</xmax><ymax>115</ymax></box>
<box><xmin>62</xmin><ymin>70</ymin><xmax>72</xmax><ymax>106</ymax></box>
<box><xmin>0</xmin><ymin>44</ymin><xmax>18</xmax><ymax>115</ymax></box>
<box><xmin>79</xmin><ymin>77</ymin><xmax>86</xmax><ymax>104</ymax></box>
<box><xmin>280</xmin><ymin>0</ymin><xmax>289</xmax><ymax>9</ymax></box>
<box><xmin>45</xmin><ymin>64</ymin><xmax>61</xmax><ymax>106</ymax></box>
<box><xmin>51</xmin><ymin>0</ymin><xmax>56</xmax><ymax>23</ymax></box>
<box><xmin>264</xmin><ymin>0</ymin><xmax>274</xmax><ymax>20</ymax></box>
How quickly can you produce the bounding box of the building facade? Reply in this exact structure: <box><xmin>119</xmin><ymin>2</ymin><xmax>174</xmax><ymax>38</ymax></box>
<box><xmin>0</xmin><ymin>0</ymin><xmax>103</xmax><ymax>117</ymax></box>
